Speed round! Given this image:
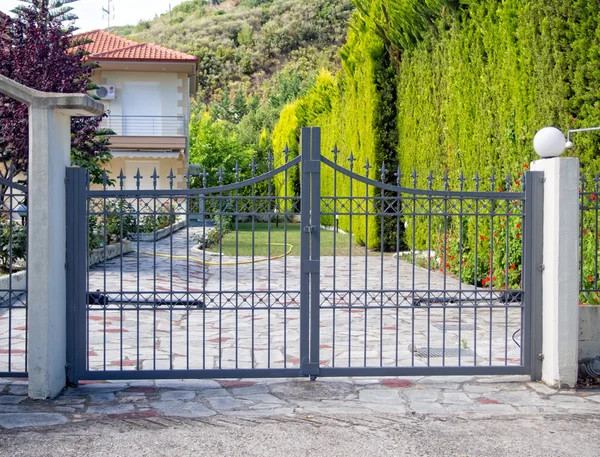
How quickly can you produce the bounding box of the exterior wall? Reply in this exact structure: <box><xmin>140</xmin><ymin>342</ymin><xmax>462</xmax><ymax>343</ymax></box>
<box><xmin>91</xmin><ymin>70</ymin><xmax>191</xmax><ymax>190</ymax></box>
<box><xmin>96</xmin><ymin>155</ymin><xmax>187</xmax><ymax>190</ymax></box>
<box><xmin>92</xmin><ymin>71</ymin><xmax>186</xmax><ymax>119</ymax></box>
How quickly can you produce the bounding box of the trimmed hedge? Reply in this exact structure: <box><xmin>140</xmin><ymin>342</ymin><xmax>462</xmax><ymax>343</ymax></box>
<box><xmin>272</xmin><ymin>10</ymin><xmax>396</xmax><ymax>248</ymax></box>
<box><xmin>271</xmin><ymin>0</ymin><xmax>600</xmax><ymax>291</ymax></box>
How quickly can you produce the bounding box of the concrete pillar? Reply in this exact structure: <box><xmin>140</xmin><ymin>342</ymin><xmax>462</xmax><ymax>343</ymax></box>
<box><xmin>0</xmin><ymin>75</ymin><xmax>104</xmax><ymax>399</ymax></box>
<box><xmin>26</xmin><ymin>104</ymin><xmax>72</xmax><ymax>399</ymax></box>
<box><xmin>531</xmin><ymin>157</ymin><xmax>580</xmax><ymax>388</ymax></box>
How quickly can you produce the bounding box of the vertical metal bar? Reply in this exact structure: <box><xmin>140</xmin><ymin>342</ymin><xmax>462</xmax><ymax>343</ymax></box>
<box><xmin>66</xmin><ymin>167</ymin><xmax>88</xmax><ymax>384</ymax></box>
<box><xmin>267</xmin><ymin>157</ymin><xmax>273</xmax><ymax>368</ymax></box>
<box><xmin>523</xmin><ymin>171</ymin><xmax>544</xmax><ymax>380</ymax></box>
<box><xmin>202</xmin><ymin>175</ymin><xmax>208</xmax><ymax>370</ymax></box>
<box><xmin>235</xmin><ymin>165</ymin><xmax>240</xmax><ymax>369</ymax></box>
<box><xmin>473</xmin><ymin>176</ymin><xmax>480</xmax><ymax>366</ymax></box>
<box><xmin>504</xmin><ymin>184</ymin><xmax>511</xmax><ymax>365</ymax></box>
<box><xmin>251</xmin><ymin>167</ymin><xmax>256</xmax><ymax>368</ymax></box>
<box><xmin>593</xmin><ymin>173</ymin><xmax>600</xmax><ymax>290</ymax></box>
<box><xmin>411</xmin><ymin>171</ymin><xmax>417</xmax><ymax>367</ymax></box>
<box><xmin>426</xmin><ymin>174</ymin><xmax>432</xmax><ymax>367</ymax></box>
<box><xmin>379</xmin><ymin>171</ymin><xmax>385</xmax><ymax>368</ymax></box>
<box><xmin>395</xmin><ymin>182</ymin><xmax>401</xmax><ymax>367</ymax></box>
<box><xmin>363</xmin><ymin>164</ymin><xmax>369</xmax><ymax>368</ymax></box>
<box><xmin>442</xmin><ymin>176</ymin><xmax>448</xmax><ymax>367</ymax></box>
<box><xmin>300</xmin><ymin>128</ymin><xmax>311</xmax><ymax>372</ymax></box>
<box><xmin>283</xmin><ymin>153</ymin><xmax>289</xmax><ymax>369</ymax></box>
<box><xmin>7</xmin><ymin>168</ymin><xmax>13</xmax><ymax>372</ymax></box>
<box><xmin>348</xmin><ymin>158</ymin><xmax>354</xmax><ymax>367</ymax></box>
<box><xmin>458</xmin><ymin>174</ymin><xmax>464</xmax><ymax>366</ymax></box>
<box><xmin>332</xmin><ymin>148</ymin><xmax>338</xmax><ymax>368</ymax></box>
<box><xmin>310</xmin><ymin>127</ymin><xmax>321</xmax><ymax>370</ymax></box>
<box><xmin>579</xmin><ymin>174</ymin><xmax>585</xmax><ymax>298</ymax></box>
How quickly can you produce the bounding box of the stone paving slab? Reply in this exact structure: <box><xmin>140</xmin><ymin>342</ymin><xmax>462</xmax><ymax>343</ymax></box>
<box><xmin>0</xmin><ymin>376</ymin><xmax>597</xmax><ymax>430</ymax></box>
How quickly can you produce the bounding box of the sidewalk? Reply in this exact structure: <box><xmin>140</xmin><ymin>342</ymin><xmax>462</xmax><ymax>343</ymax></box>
<box><xmin>0</xmin><ymin>375</ymin><xmax>598</xmax><ymax>430</ymax></box>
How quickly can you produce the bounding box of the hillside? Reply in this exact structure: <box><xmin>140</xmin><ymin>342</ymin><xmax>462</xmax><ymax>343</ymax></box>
<box><xmin>112</xmin><ymin>0</ymin><xmax>354</xmax><ymax>104</ymax></box>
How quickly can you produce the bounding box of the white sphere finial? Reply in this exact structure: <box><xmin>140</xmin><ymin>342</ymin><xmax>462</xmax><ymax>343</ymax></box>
<box><xmin>534</xmin><ymin>127</ymin><xmax>566</xmax><ymax>158</ymax></box>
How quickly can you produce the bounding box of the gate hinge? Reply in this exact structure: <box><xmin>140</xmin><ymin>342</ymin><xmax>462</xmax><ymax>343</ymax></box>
<box><xmin>537</xmin><ymin>353</ymin><xmax>544</xmax><ymax>361</ymax></box>
<box><xmin>303</xmin><ymin>225</ymin><xmax>314</xmax><ymax>233</ymax></box>
<box><xmin>302</xmin><ymin>260</ymin><xmax>320</xmax><ymax>274</ymax></box>
<box><xmin>64</xmin><ymin>262</ymin><xmax>69</xmax><ymax>270</ymax></box>
<box><xmin>538</xmin><ymin>264</ymin><xmax>545</xmax><ymax>272</ymax></box>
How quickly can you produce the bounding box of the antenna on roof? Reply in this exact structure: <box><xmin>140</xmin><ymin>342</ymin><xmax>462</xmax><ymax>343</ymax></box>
<box><xmin>101</xmin><ymin>0</ymin><xmax>115</xmax><ymax>30</ymax></box>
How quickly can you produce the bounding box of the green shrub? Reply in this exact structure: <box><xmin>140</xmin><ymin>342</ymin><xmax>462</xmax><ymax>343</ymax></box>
<box><xmin>139</xmin><ymin>204</ymin><xmax>177</xmax><ymax>233</ymax></box>
<box><xmin>0</xmin><ymin>221</ymin><xmax>26</xmax><ymax>273</ymax></box>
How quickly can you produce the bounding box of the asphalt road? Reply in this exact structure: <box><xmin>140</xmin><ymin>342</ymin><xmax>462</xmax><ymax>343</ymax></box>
<box><xmin>1</xmin><ymin>413</ymin><xmax>599</xmax><ymax>457</ymax></box>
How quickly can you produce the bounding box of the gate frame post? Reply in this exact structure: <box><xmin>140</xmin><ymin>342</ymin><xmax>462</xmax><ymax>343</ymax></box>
<box><xmin>300</xmin><ymin>127</ymin><xmax>321</xmax><ymax>378</ymax></box>
<box><xmin>65</xmin><ymin>167</ymin><xmax>88</xmax><ymax>385</ymax></box>
<box><xmin>309</xmin><ymin>127</ymin><xmax>321</xmax><ymax>373</ymax></box>
<box><xmin>523</xmin><ymin>170</ymin><xmax>544</xmax><ymax>381</ymax></box>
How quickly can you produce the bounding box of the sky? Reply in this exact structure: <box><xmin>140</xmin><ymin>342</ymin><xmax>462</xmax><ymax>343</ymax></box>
<box><xmin>1</xmin><ymin>0</ymin><xmax>189</xmax><ymax>32</ymax></box>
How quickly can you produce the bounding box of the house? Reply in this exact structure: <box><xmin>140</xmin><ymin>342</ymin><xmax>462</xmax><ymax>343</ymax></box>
<box><xmin>77</xmin><ymin>30</ymin><xmax>199</xmax><ymax>190</ymax></box>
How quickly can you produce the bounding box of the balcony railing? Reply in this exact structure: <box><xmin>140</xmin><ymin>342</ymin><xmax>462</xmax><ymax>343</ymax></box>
<box><xmin>100</xmin><ymin>115</ymin><xmax>187</xmax><ymax>137</ymax></box>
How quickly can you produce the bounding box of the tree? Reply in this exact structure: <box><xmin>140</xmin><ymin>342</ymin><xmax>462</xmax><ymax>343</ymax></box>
<box><xmin>0</xmin><ymin>0</ymin><xmax>112</xmax><ymax>186</ymax></box>
<box><xmin>188</xmin><ymin>110</ymin><xmax>254</xmax><ymax>188</ymax></box>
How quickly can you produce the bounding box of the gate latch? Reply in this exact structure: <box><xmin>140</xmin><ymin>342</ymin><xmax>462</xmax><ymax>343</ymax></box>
<box><xmin>304</xmin><ymin>225</ymin><xmax>314</xmax><ymax>233</ymax></box>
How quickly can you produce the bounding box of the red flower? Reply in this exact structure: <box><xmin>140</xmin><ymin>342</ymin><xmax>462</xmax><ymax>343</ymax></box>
<box><xmin>589</xmin><ymin>276</ymin><xmax>594</xmax><ymax>282</ymax></box>
<box><xmin>516</xmin><ymin>223</ymin><xmax>521</xmax><ymax>229</ymax></box>
<box><xmin>517</xmin><ymin>233</ymin><xmax>521</xmax><ymax>239</ymax></box>
<box><xmin>523</xmin><ymin>164</ymin><xmax>529</xmax><ymax>169</ymax></box>
<box><xmin>591</xmin><ymin>194</ymin><xmax>597</xmax><ymax>201</ymax></box>
<box><xmin>494</xmin><ymin>233</ymin><xmax>498</xmax><ymax>237</ymax></box>
<box><xmin>515</xmin><ymin>180</ymin><xmax>520</xmax><ymax>186</ymax></box>
<box><xmin>497</xmin><ymin>186</ymin><xmax>502</xmax><ymax>192</ymax></box>
<box><xmin>480</xmin><ymin>235</ymin><xmax>485</xmax><ymax>241</ymax></box>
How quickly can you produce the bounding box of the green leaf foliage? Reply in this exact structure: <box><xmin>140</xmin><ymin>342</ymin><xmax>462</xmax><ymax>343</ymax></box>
<box><xmin>270</xmin><ymin>0</ymin><xmax>600</xmax><ymax>288</ymax></box>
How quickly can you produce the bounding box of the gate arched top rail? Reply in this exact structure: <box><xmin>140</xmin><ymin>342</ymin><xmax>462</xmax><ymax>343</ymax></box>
<box><xmin>88</xmin><ymin>155</ymin><xmax>301</xmax><ymax>197</ymax></box>
<box><xmin>321</xmin><ymin>156</ymin><xmax>525</xmax><ymax>199</ymax></box>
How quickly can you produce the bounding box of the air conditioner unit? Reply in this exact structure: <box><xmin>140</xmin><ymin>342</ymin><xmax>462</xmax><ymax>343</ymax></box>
<box><xmin>94</xmin><ymin>85</ymin><xmax>116</xmax><ymax>100</ymax></box>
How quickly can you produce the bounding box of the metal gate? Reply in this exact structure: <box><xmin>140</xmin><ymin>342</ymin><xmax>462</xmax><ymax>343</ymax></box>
<box><xmin>66</xmin><ymin>127</ymin><xmax>542</xmax><ymax>383</ymax></box>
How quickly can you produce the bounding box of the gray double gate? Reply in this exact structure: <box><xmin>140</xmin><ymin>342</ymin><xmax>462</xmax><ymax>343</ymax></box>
<box><xmin>65</xmin><ymin>127</ymin><xmax>542</xmax><ymax>383</ymax></box>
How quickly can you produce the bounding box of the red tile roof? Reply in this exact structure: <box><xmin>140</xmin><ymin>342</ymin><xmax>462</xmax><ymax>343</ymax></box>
<box><xmin>76</xmin><ymin>30</ymin><xmax>198</xmax><ymax>63</ymax></box>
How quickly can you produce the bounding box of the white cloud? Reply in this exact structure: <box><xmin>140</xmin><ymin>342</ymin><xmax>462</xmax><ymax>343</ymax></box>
<box><xmin>1</xmin><ymin>0</ymin><xmax>189</xmax><ymax>32</ymax></box>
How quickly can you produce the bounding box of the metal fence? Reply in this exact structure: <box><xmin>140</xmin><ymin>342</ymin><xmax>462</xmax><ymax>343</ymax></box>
<box><xmin>579</xmin><ymin>173</ymin><xmax>600</xmax><ymax>304</ymax></box>
<box><xmin>0</xmin><ymin>168</ymin><xmax>28</xmax><ymax>377</ymax></box>
<box><xmin>65</xmin><ymin>127</ymin><xmax>542</xmax><ymax>382</ymax></box>
<box><xmin>100</xmin><ymin>115</ymin><xmax>186</xmax><ymax>137</ymax></box>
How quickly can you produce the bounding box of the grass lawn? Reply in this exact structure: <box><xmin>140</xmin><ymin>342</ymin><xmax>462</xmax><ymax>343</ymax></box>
<box><xmin>217</xmin><ymin>222</ymin><xmax>390</xmax><ymax>257</ymax></box>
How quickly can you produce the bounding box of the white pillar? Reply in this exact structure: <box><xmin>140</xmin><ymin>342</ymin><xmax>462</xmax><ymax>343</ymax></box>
<box><xmin>531</xmin><ymin>157</ymin><xmax>579</xmax><ymax>388</ymax></box>
<box><xmin>0</xmin><ymin>76</ymin><xmax>103</xmax><ymax>399</ymax></box>
<box><xmin>27</xmin><ymin>104</ymin><xmax>72</xmax><ymax>399</ymax></box>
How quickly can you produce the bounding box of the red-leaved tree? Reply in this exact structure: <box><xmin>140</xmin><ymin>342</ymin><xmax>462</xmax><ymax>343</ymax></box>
<box><xmin>0</xmin><ymin>0</ymin><xmax>112</xmax><ymax>186</ymax></box>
